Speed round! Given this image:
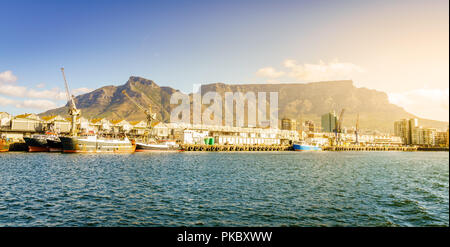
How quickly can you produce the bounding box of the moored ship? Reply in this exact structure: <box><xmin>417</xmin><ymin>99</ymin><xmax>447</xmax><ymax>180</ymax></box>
<box><xmin>60</xmin><ymin>134</ymin><xmax>136</xmax><ymax>153</ymax></box>
<box><xmin>122</xmin><ymin>90</ymin><xmax>182</xmax><ymax>153</ymax></box>
<box><xmin>57</xmin><ymin>67</ymin><xmax>137</xmax><ymax>153</ymax></box>
<box><xmin>23</xmin><ymin>133</ymin><xmax>60</xmax><ymax>152</ymax></box>
<box><xmin>135</xmin><ymin>140</ymin><xmax>182</xmax><ymax>152</ymax></box>
<box><xmin>24</xmin><ymin>136</ymin><xmax>47</xmax><ymax>152</ymax></box>
<box><xmin>46</xmin><ymin>138</ymin><xmax>63</xmax><ymax>152</ymax></box>
<box><xmin>293</xmin><ymin>142</ymin><xmax>322</xmax><ymax>151</ymax></box>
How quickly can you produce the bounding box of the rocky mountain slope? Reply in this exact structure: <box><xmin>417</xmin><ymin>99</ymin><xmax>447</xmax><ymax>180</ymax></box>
<box><xmin>40</xmin><ymin>77</ymin><xmax>448</xmax><ymax>132</ymax></box>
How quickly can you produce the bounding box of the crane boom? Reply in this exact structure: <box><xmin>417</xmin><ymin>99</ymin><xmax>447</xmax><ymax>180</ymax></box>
<box><xmin>60</xmin><ymin>67</ymin><xmax>80</xmax><ymax>136</ymax></box>
<box><xmin>355</xmin><ymin>113</ymin><xmax>359</xmax><ymax>130</ymax></box>
<box><xmin>122</xmin><ymin>90</ymin><xmax>156</xmax><ymax>126</ymax></box>
<box><xmin>338</xmin><ymin>108</ymin><xmax>345</xmax><ymax>131</ymax></box>
<box><xmin>355</xmin><ymin>113</ymin><xmax>360</xmax><ymax>144</ymax></box>
<box><xmin>334</xmin><ymin>108</ymin><xmax>345</xmax><ymax>144</ymax></box>
<box><xmin>122</xmin><ymin>90</ymin><xmax>150</xmax><ymax>113</ymax></box>
<box><xmin>61</xmin><ymin>68</ymin><xmax>77</xmax><ymax>109</ymax></box>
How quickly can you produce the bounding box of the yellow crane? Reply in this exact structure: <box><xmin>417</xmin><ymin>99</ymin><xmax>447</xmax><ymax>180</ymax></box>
<box><xmin>121</xmin><ymin>90</ymin><xmax>157</xmax><ymax>140</ymax></box>
<box><xmin>61</xmin><ymin>68</ymin><xmax>80</xmax><ymax>136</ymax></box>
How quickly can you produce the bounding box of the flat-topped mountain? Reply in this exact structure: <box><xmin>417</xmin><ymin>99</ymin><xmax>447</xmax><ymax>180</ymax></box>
<box><xmin>40</xmin><ymin>77</ymin><xmax>448</xmax><ymax>132</ymax></box>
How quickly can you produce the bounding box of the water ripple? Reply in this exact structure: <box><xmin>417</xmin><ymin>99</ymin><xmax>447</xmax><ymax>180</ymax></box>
<box><xmin>0</xmin><ymin>151</ymin><xmax>448</xmax><ymax>226</ymax></box>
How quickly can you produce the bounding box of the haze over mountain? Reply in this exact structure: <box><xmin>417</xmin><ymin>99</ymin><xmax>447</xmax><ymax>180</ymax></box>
<box><xmin>40</xmin><ymin>77</ymin><xmax>448</xmax><ymax>132</ymax></box>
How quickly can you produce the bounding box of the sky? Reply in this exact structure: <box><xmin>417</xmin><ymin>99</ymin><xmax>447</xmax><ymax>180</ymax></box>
<box><xmin>0</xmin><ymin>0</ymin><xmax>448</xmax><ymax>121</ymax></box>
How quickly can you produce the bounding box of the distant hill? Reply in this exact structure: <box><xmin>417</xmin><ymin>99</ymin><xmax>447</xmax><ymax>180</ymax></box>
<box><xmin>40</xmin><ymin>77</ymin><xmax>448</xmax><ymax>132</ymax></box>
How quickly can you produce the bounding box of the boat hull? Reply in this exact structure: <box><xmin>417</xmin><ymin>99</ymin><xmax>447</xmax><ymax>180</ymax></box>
<box><xmin>47</xmin><ymin>139</ymin><xmax>62</xmax><ymax>152</ymax></box>
<box><xmin>60</xmin><ymin>136</ymin><xmax>136</xmax><ymax>153</ymax></box>
<box><xmin>0</xmin><ymin>142</ymin><xmax>9</xmax><ymax>152</ymax></box>
<box><xmin>135</xmin><ymin>143</ymin><xmax>182</xmax><ymax>152</ymax></box>
<box><xmin>293</xmin><ymin>144</ymin><xmax>322</xmax><ymax>151</ymax></box>
<box><xmin>24</xmin><ymin>137</ymin><xmax>49</xmax><ymax>152</ymax></box>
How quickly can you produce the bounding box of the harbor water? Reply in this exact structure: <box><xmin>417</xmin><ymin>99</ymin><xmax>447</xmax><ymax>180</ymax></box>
<box><xmin>0</xmin><ymin>151</ymin><xmax>448</xmax><ymax>226</ymax></box>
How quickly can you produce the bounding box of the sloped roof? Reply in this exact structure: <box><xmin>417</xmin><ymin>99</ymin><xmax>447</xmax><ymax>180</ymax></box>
<box><xmin>151</xmin><ymin>121</ymin><xmax>161</xmax><ymax>127</ymax></box>
<box><xmin>15</xmin><ymin>113</ymin><xmax>32</xmax><ymax>118</ymax></box>
<box><xmin>90</xmin><ymin>118</ymin><xmax>104</xmax><ymax>124</ymax></box>
<box><xmin>41</xmin><ymin>115</ymin><xmax>57</xmax><ymax>121</ymax></box>
<box><xmin>65</xmin><ymin>116</ymin><xmax>83</xmax><ymax>122</ymax></box>
<box><xmin>129</xmin><ymin>120</ymin><xmax>144</xmax><ymax>126</ymax></box>
<box><xmin>110</xmin><ymin>119</ymin><xmax>124</xmax><ymax>125</ymax></box>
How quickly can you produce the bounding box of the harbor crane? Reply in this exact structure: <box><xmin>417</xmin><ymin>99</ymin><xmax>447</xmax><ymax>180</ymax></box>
<box><xmin>355</xmin><ymin>113</ymin><xmax>360</xmax><ymax>145</ymax></box>
<box><xmin>121</xmin><ymin>90</ymin><xmax>157</xmax><ymax>139</ymax></box>
<box><xmin>334</xmin><ymin>108</ymin><xmax>345</xmax><ymax>145</ymax></box>
<box><xmin>61</xmin><ymin>68</ymin><xmax>80</xmax><ymax>136</ymax></box>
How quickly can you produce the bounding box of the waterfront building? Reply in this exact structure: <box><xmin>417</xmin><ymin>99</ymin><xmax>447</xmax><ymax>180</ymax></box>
<box><xmin>435</xmin><ymin>130</ymin><xmax>449</xmax><ymax>147</ymax></box>
<box><xmin>41</xmin><ymin>115</ymin><xmax>71</xmax><ymax>133</ymax></box>
<box><xmin>110</xmin><ymin>119</ymin><xmax>133</xmax><ymax>134</ymax></box>
<box><xmin>304</xmin><ymin>120</ymin><xmax>321</xmax><ymax>133</ymax></box>
<box><xmin>78</xmin><ymin>117</ymin><xmax>94</xmax><ymax>133</ymax></box>
<box><xmin>281</xmin><ymin>118</ymin><xmax>297</xmax><ymax>131</ymax></box>
<box><xmin>159</xmin><ymin>122</ymin><xmax>298</xmax><ymax>145</ymax></box>
<box><xmin>0</xmin><ymin>112</ymin><xmax>12</xmax><ymax>129</ymax></box>
<box><xmin>11</xmin><ymin>113</ymin><xmax>43</xmax><ymax>132</ymax></box>
<box><xmin>152</xmin><ymin>123</ymin><xmax>170</xmax><ymax>138</ymax></box>
<box><xmin>394</xmin><ymin>118</ymin><xmax>439</xmax><ymax>146</ymax></box>
<box><xmin>129</xmin><ymin>120</ymin><xmax>148</xmax><ymax>135</ymax></box>
<box><xmin>321</xmin><ymin>112</ymin><xmax>337</xmax><ymax>133</ymax></box>
<box><xmin>411</xmin><ymin>126</ymin><xmax>436</xmax><ymax>146</ymax></box>
<box><xmin>90</xmin><ymin>118</ymin><xmax>112</xmax><ymax>133</ymax></box>
<box><xmin>394</xmin><ymin>118</ymin><xmax>418</xmax><ymax>145</ymax></box>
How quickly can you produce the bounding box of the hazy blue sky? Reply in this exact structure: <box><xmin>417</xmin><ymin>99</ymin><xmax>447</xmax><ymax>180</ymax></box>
<box><xmin>0</xmin><ymin>0</ymin><xmax>448</xmax><ymax>121</ymax></box>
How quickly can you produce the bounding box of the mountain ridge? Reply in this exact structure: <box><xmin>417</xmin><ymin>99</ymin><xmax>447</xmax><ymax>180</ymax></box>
<box><xmin>39</xmin><ymin>77</ymin><xmax>448</xmax><ymax>132</ymax></box>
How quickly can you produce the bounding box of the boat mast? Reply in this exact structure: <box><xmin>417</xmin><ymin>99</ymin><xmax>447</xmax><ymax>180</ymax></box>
<box><xmin>61</xmin><ymin>68</ymin><xmax>81</xmax><ymax>136</ymax></box>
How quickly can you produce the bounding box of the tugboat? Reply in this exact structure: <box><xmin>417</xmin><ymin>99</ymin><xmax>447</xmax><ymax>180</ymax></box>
<box><xmin>293</xmin><ymin>141</ymin><xmax>322</xmax><ymax>151</ymax></box>
<box><xmin>0</xmin><ymin>138</ymin><xmax>10</xmax><ymax>152</ymax></box>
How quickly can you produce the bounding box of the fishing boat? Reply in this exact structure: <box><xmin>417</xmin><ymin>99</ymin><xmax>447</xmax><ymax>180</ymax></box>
<box><xmin>122</xmin><ymin>89</ymin><xmax>182</xmax><ymax>153</ymax></box>
<box><xmin>46</xmin><ymin>138</ymin><xmax>63</xmax><ymax>152</ymax></box>
<box><xmin>60</xmin><ymin>134</ymin><xmax>136</xmax><ymax>153</ymax></box>
<box><xmin>293</xmin><ymin>141</ymin><xmax>322</xmax><ymax>151</ymax></box>
<box><xmin>135</xmin><ymin>140</ymin><xmax>182</xmax><ymax>152</ymax></box>
<box><xmin>23</xmin><ymin>133</ymin><xmax>60</xmax><ymax>152</ymax></box>
<box><xmin>56</xmin><ymin>67</ymin><xmax>137</xmax><ymax>153</ymax></box>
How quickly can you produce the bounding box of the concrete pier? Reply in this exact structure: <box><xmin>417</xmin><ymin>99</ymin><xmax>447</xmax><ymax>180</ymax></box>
<box><xmin>180</xmin><ymin>144</ymin><xmax>428</xmax><ymax>152</ymax></box>
<box><xmin>180</xmin><ymin>144</ymin><xmax>292</xmax><ymax>152</ymax></box>
<box><xmin>322</xmin><ymin>146</ymin><xmax>419</xmax><ymax>151</ymax></box>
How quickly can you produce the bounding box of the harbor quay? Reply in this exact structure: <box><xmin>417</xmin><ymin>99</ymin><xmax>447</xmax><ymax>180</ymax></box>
<box><xmin>1</xmin><ymin>112</ymin><xmax>448</xmax><ymax>152</ymax></box>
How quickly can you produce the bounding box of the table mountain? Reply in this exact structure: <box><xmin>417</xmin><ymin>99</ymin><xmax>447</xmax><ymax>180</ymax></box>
<box><xmin>40</xmin><ymin>77</ymin><xmax>448</xmax><ymax>132</ymax></box>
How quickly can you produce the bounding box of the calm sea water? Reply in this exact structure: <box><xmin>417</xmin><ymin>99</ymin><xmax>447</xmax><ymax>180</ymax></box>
<box><xmin>0</xmin><ymin>151</ymin><xmax>448</xmax><ymax>227</ymax></box>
